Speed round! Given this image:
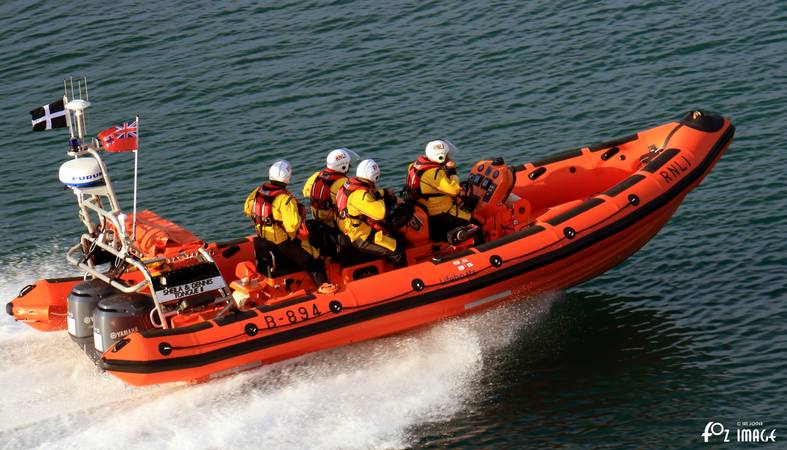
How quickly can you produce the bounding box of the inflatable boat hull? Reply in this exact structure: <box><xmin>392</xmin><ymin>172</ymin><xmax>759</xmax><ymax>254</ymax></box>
<box><xmin>97</xmin><ymin>112</ymin><xmax>734</xmax><ymax>385</ymax></box>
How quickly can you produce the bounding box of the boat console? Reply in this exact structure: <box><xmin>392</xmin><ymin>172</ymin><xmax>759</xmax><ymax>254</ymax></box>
<box><xmin>464</xmin><ymin>157</ymin><xmax>531</xmax><ymax>241</ymax></box>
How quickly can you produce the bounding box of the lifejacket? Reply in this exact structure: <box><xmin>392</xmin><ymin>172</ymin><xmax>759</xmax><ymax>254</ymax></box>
<box><xmin>251</xmin><ymin>182</ymin><xmax>290</xmax><ymax>227</ymax></box>
<box><xmin>309</xmin><ymin>169</ymin><xmax>346</xmax><ymax>211</ymax></box>
<box><xmin>336</xmin><ymin>178</ymin><xmax>380</xmax><ymax>227</ymax></box>
<box><xmin>405</xmin><ymin>155</ymin><xmax>445</xmax><ymax>200</ymax></box>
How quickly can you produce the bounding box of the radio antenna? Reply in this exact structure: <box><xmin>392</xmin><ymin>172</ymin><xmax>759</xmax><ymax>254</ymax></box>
<box><xmin>66</xmin><ymin>77</ymin><xmax>91</xmax><ymax>143</ymax></box>
<box><xmin>81</xmin><ymin>78</ymin><xmax>89</xmax><ymax>135</ymax></box>
<box><xmin>63</xmin><ymin>79</ymin><xmax>75</xmax><ymax>141</ymax></box>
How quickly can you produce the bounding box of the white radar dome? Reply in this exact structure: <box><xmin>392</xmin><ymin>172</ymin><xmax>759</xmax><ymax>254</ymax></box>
<box><xmin>59</xmin><ymin>157</ymin><xmax>104</xmax><ymax>188</ymax></box>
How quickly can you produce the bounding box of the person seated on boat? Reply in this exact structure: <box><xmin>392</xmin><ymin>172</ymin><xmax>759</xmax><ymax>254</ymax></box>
<box><xmin>302</xmin><ymin>148</ymin><xmax>353</xmax><ymax>226</ymax></box>
<box><xmin>336</xmin><ymin>159</ymin><xmax>407</xmax><ymax>268</ymax></box>
<box><xmin>404</xmin><ymin>140</ymin><xmax>479</xmax><ymax>243</ymax></box>
<box><xmin>243</xmin><ymin>159</ymin><xmax>330</xmax><ymax>289</ymax></box>
<box><xmin>300</xmin><ymin>148</ymin><xmax>353</xmax><ymax>257</ymax></box>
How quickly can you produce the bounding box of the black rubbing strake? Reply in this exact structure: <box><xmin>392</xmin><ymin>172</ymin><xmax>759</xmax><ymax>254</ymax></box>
<box><xmin>603</xmin><ymin>175</ymin><xmax>645</xmax><ymax>197</ymax></box>
<box><xmin>214</xmin><ymin>310</ymin><xmax>257</xmax><ymax>327</ymax></box>
<box><xmin>545</xmin><ymin>198</ymin><xmax>605</xmax><ymax>226</ymax></box>
<box><xmin>431</xmin><ymin>249</ymin><xmax>474</xmax><ymax>264</ymax></box>
<box><xmin>642</xmin><ymin>148</ymin><xmax>681</xmax><ymax>173</ymax></box>
<box><xmin>474</xmin><ymin>225</ymin><xmax>546</xmax><ymax>252</ymax></box>
<box><xmin>588</xmin><ymin>134</ymin><xmax>638</xmax><ymax>152</ymax></box>
<box><xmin>532</xmin><ymin>148</ymin><xmax>583</xmax><ymax>167</ymax></box>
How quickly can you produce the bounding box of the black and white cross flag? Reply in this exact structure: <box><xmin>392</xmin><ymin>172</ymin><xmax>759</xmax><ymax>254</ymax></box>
<box><xmin>30</xmin><ymin>99</ymin><xmax>67</xmax><ymax>131</ymax></box>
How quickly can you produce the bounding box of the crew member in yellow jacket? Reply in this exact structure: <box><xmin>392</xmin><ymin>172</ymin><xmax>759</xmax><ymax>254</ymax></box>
<box><xmin>302</xmin><ymin>148</ymin><xmax>352</xmax><ymax>226</ymax></box>
<box><xmin>244</xmin><ymin>160</ymin><xmax>329</xmax><ymax>288</ymax></box>
<box><xmin>335</xmin><ymin>159</ymin><xmax>406</xmax><ymax>267</ymax></box>
<box><xmin>405</xmin><ymin>140</ymin><xmax>474</xmax><ymax>242</ymax></box>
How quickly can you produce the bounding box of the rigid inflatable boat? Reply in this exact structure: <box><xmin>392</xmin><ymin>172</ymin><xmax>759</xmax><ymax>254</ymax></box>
<box><xmin>7</xmin><ymin>105</ymin><xmax>734</xmax><ymax>386</ymax></box>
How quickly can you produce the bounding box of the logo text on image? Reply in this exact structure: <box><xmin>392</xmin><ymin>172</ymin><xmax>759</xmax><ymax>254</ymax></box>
<box><xmin>702</xmin><ymin>422</ymin><xmax>730</xmax><ymax>443</ymax></box>
<box><xmin>701</xmin><ymin>421</ymin><xmax>776</xmax><ymax>444</ymax></box>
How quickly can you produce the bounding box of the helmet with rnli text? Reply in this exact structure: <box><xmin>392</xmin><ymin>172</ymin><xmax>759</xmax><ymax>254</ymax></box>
<box><xmin>269</xmin><ymin>159</ymin><xmax>292</xmax><ymax>184</ymax></box>
<box><xmin>425</xmin><ymin>139</ymin><xmax>454</xmax><ymax>164</ymax></box>
<box><xmin>356</xmin><ymin>159</ymin><xmax>380</xmax><ymax>185</ymax></box>
<box><xmin>326</xmin><ymin>148</ymin><xmax>352</xmax><ymax>173</ymax></box>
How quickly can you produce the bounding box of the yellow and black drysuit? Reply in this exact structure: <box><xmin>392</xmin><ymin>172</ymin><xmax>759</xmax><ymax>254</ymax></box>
<box><xmin>302</xmin><ymin>168</ymin><xmax>348</xmax><ymax>227</ymax></box>
<box><xmin>335</xmin><ymin>177</ymin><xmax>406</xmax><ymax>267</ymax></box>
<box><xmin>243</xmin><ymin>181</ymin><xmax>327</xmax><ymax>286</ymax></box>
<box><xmin>405</xmin><ymin>155</ymin><xmax>473</xmax><ymax>242</ymax></box>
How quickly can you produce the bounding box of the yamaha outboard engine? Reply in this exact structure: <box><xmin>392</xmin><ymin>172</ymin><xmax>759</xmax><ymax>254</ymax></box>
<box><xmin>67</xmin><ymin>279</ymin><xmax>118</xmax><ymax>358</ymax></box>
<box><xmin>93</xmin><ymin>293</ymin><xmax>155</xmax><ymax>355</ymax></box>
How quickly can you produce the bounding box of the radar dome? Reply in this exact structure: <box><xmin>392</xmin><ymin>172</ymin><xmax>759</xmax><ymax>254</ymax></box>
<box><xmin>59</xmin><ymin>157</ymin><xmax>104</xmax><ymax>188</ymax></box>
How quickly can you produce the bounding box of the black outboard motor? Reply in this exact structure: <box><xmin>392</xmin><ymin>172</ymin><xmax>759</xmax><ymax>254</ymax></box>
<box><xmin>67</xmin><ymin>279</ymin><xmax>118</xmax><ymax>355</ymax></box>
<box><xmin>93</xmin><ymin>293</ymin><xmax>155</xmax><ymax>355</ymax></box>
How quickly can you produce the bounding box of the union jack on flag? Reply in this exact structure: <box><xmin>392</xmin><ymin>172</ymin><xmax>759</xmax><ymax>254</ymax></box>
<box><xmin>97</xmin><ymin>119</ymin><xmax>138</xmax><ymax>153</ymax></box>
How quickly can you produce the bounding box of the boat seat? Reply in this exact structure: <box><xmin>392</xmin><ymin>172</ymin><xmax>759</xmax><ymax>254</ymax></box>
<box><xmin>252</xmin><ymin>237</ymin><xmax>309</xmax><ymax>278</ymax></box>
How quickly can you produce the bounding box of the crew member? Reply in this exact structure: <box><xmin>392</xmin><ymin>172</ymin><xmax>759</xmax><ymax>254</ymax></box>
<box><xmin>243</xmin><ymin>160</ymin><xmax>330</xmax><ymax>289</ymax></box>
<box><xmin>302</xmin><ymin>148</ymin><xmax>352</xmax><ymax>226</ymax></box>
<box><xmin>336</xmin><ymin>159</ymin><xmax>406</xmax><ymax>267</ymax></box>
<box><xmin>405</xmin><ymin>140</ymin><xmax>475</xmax><ymax>243</ymax></box>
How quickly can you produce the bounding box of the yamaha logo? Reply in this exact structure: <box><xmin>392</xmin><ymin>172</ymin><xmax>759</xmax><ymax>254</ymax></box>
<box><xmin>109</xmin><ymin>326</ymin><xmax>139</xmax><ymax>340</ymax></box>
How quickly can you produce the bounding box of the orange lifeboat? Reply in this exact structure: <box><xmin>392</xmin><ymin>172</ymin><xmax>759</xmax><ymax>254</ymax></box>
<box><xmin>7</xmin><ymin>111</ymin><xmax>734</xmax><ymax>386</ymax></box>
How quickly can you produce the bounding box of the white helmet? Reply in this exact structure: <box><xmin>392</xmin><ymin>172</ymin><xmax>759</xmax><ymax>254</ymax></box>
<box><xmin>269</xmin><ymin>159</ymin><xmax>292</xmax><ymax>184</ymax></box>
<box><xmin>326</xmin><ymin>148</ymin><xmax>352</xmax><ymax>173</ymax></box>
<box><xmin>425</xmin><ymin>140</ymin><xmax>452</xmax><ymax>164</ymax></box>
<box><xmin>356</xmin><ymin>159</ymin><xmax>380</xmax><ymax>185</ymax></box>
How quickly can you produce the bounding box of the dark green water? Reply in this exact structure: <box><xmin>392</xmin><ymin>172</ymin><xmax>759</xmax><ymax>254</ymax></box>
<box><xmin>1</xmin><ymin>1</ymin><xmax>785</xmax><ymax>448</ymax></box>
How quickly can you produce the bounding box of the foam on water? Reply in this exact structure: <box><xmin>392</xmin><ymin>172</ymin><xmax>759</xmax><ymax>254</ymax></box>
<box><xmin>0</xmin><ymin>251</ymin><xmax>554</xmax><ymax>450</ymax></box>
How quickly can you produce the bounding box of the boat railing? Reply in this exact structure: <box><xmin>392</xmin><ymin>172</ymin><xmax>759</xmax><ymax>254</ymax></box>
<box><xmin>63</xmin><ymin>146</ymin><xmax>231</xmax><ymax>329</ymax></box>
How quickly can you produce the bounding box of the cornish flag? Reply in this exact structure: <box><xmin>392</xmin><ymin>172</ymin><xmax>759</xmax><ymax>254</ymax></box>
<box><xmin>30</xmin><ymin>99</ymin><xmax>67</xmax><ymax>131</ymax></box>
<box><xmin>98</xmin><ymin>120</ymin><xmax>138</xmax><ymax>153</ymax></box>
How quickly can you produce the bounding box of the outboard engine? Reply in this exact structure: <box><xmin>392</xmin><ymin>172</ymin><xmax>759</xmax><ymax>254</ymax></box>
<box><xmin>67</xmin><ymin>279</ymin><xmax>118</xmax><ymax>356</ymax></box>
<box><xmin>93</xmin><ymin>293</ymin><xmax>155</xmax><ymax>355</ymax></box>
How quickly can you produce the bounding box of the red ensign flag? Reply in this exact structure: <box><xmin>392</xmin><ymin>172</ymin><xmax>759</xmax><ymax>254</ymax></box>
<box><xmin>98</xmin><ymin>120</ymin><xmax>138</xmax><ymax>152</ymax></box>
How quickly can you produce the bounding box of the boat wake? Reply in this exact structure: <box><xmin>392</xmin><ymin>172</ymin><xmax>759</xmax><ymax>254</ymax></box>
<box><xmin>0</xmin><ymin>251</ymin><xmax>556</xmax><ymax>450</ymax></box>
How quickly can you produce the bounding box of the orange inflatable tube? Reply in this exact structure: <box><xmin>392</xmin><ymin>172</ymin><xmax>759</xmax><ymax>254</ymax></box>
<box><xmin>89</xmin><ymin>111</ymin><xmax>734</xmax><ymax>385</ymax></box>
<box><xmin>6</xmin><ymin>111</ymin><xmax>733</xmax><ymax>385</ymax></box>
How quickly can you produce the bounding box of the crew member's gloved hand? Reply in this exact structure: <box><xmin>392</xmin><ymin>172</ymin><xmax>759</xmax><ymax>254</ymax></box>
<box><xmin>445</xmin><ymin>160</ymin><xmax>457</xmax><ymax>177</ymax></box>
